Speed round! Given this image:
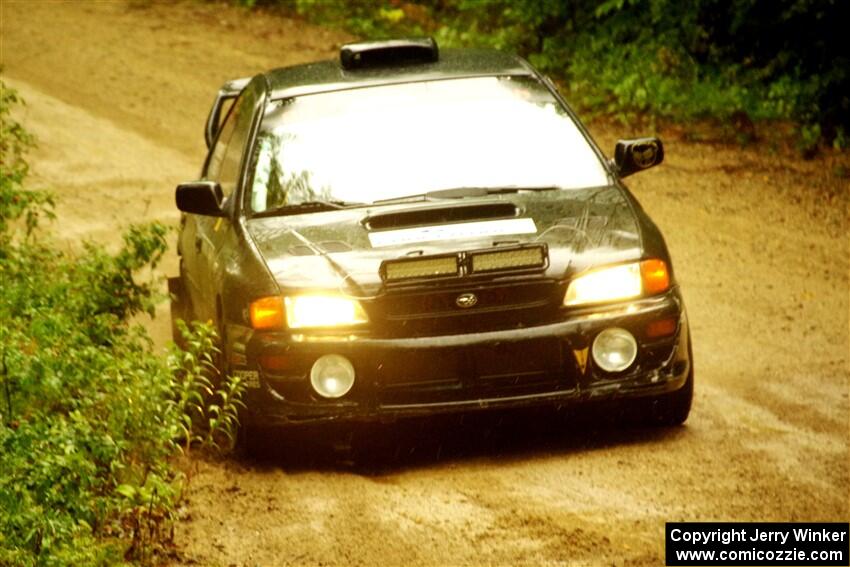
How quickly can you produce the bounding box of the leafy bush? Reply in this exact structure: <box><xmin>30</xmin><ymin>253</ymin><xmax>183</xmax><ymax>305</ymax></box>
<box><xmin>169</xmin><ymin>320</ymin><xmax>245</xmax><ymax>453</ymax></box>
<box><xmin>0</xmin><ymin>81</ymin><xmax>243</xmax><ymax>565</ymax></box>
<box><xmin>0</xmin><ymin>83</ymin><xmax>53</xmax><ymax>240</ymax></box>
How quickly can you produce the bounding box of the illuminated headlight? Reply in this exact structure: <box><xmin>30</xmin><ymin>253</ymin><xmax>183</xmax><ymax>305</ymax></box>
<box><xmin>311</xmin><ymin>354</ymin><xmax>356</xmax><ymax>398</ymax></box>
<box><xmin>284</xmin><ymin>295</ymin><xmax>368</xmax><ymax>329</ymax></box>
<box><xmin>563</xmin><ymin>259</ymin><xmax>669</xmax><ymax>306</ymax></box>
<box><xmin>592</xmin><ymin>328</ymin><xmax>638</xmax><ymax>372</ymax></box>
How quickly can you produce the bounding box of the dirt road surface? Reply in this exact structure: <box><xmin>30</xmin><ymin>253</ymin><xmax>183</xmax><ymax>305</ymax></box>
<box><xmin>2</xmin><ymin>2</ymin><xmax>848</xmax><ymax>565</ymax></box>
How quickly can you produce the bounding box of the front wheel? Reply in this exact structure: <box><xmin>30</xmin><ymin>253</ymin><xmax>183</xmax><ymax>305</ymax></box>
<box><xmin>168</xmin><ymin>274</ymin><xmax>193</xmax><ymax>348</ymax></box>
<box><xmin>641</xmin><ymin>338</ymin><xmax>694</xmax><ymax>426</ymax></box>
<box><xmin>235</xmin><ymin>420</ymin><xmax>264</xmax><ymax>458</ymax></box>
<box><xmin>644</xmin><ymin>366</ymin><xmax>693</xmax><ymax>425</ymax></box>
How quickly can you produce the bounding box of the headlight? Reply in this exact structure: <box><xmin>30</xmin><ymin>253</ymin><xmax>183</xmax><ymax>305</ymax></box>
<box><xmin>284</xmin><ymin>294</ymin><xmax>368</xmax><ymax>329</ymax></box>
<box><xmin>564</xmin><ymin>259</ymin><xmax>669</xmax><ymax>306</ymax></box>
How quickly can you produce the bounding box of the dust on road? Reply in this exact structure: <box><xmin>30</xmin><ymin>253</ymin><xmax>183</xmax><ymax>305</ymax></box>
<box><xmin>2</xmin><ymin>1</ymin><xmax>848</xmax><ymax>565</ymax></box>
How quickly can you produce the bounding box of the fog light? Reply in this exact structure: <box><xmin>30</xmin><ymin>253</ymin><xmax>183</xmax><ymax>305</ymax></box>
<box><xmin>592</xmin><ymin>328</ymin><xmax>638</xmax><ymax>372</ymax></box>
<box><xmin>310</xmin><ymin>354</ymin><xmax>355</xmax><ymax>398</ymax></box>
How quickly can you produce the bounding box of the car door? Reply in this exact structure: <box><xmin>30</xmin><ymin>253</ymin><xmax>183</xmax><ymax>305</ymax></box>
<box><xmin>181</xmin><ymin>98</ymin><xmax>236</xmax><ymax>318</ymax></box>
<box><xmin>192</xmin><ymin>83</ymin><xmax>260</xmax><ymax>322</ymax></box>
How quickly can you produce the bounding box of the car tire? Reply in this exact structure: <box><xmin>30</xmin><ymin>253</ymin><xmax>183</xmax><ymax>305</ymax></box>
<box><xmin>642</xmin><ymin>339</ymin><xmax>694</xmax><ymax>426</ymax></box>
<box><xmin>235</xmin><ymin>420</ymin><xmax>272</xmax><ymax>459</ymax></box>
<box><xmin>212</xmin><ymin>319</ymin><xmax>228</xmax><ymax>391</ymax></box>
<box><xmin>645</xmin><ymin>366</ymin><xmax>693</xmax><ymax>426</ymax></box>
<box><xmin>168</xmin><ymin>272</ymin><xmax>193</xmax><ymax>348</ymax></box>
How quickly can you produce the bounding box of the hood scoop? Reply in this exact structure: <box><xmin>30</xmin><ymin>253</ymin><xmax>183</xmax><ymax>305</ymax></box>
<box><xmin>363</xmin><ymin>202</ymin><xmax>519</xmax><ymax>231</ymax></box>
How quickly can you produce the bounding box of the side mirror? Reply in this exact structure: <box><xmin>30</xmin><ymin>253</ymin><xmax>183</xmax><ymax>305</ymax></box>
<box><xmin>175</xmin><ymin>181</ymin><xmax>225</xmax><ymax>216</ymax></box>
<box><xmin>613</xmin><ymin>137</ymin><xmax>664</xmax><ymax>178</ymax></box>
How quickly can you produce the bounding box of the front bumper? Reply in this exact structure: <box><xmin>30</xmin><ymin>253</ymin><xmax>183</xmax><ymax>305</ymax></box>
<box><xmin>229</xmin><ymin>289</ymin><xmax>691</xmax><ymax>426</ymax></box>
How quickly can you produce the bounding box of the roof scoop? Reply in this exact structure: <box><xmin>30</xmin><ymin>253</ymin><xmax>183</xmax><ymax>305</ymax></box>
<box><xmin>340</xmin><ymin>38</ymin><xmax>439</xmax><ymax>70</ymax></box>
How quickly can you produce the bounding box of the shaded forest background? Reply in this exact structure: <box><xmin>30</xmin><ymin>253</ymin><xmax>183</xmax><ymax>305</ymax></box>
<box><xmin>242</xmin><ymin>0</ymin><xmax>848</xmax><ymax>153</ymax></box>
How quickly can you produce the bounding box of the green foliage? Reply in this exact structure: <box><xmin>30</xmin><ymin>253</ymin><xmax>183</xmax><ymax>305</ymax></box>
<box><xmin>168</xmin><ymin>320</ymin><xmax>246</xmax><ymax>453</ymax></box>
<box><xmin>0</xmin><ymin>207</ymin><xmax>176</xmax><ymax>563</ymax></box>
<box><xmin>0</xmin><ymin>81</ymin><xmax>244</xmax><ymax>565</ymax></box>
<box><xmin>0</xmin><ymin>81</ymin><xmax>54</xmax><ymax>241</ymax></box>
<box><xmin>262</xmin><ymin>0</ymin><xmax>847</xmax><ymax>146</ymax></box>
<box><xmin>204</xmin><ymin>370</ymin><xmax>246</xmax><ymax>450</ymax></box>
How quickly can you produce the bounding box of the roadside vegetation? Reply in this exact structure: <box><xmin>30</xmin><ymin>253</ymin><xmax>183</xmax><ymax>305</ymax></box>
<box><xmin>0</xmin><ymin>81</ymin><xmax>243</xmax><ymax>566</ymax></box>
<box><xmin>241</xmin><ymin>0</ymin><xmax>847</xmax><ymax>154</ymax></box>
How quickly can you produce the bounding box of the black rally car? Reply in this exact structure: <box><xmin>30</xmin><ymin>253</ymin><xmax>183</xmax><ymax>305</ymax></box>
<box><xmin>171</xmin><ymin>38</ymin><xmax>693</xmax><ymax>442</ymax></box>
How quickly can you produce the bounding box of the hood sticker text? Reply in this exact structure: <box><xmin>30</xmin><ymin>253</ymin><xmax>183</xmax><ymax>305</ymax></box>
<box><xmin>368</xmin><ymin>218</ymin><xmax>537</xmax><ymax>248</ymax></box>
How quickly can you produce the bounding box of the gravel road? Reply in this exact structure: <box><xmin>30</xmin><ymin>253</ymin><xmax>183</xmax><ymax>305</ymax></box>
<box><xmin>2</xmin><ymin>2</ymin><xmax>848</xmax><ymax>565</ymax></box>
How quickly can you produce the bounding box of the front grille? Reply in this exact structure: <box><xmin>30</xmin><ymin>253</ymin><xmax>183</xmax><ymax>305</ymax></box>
<box><xmin>370</xmin><ymin>279</ymin><xmax>561</xmax><ymax>337</ymax></box>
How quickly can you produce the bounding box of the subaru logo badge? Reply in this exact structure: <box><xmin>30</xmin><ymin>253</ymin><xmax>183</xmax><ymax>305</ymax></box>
<box><xmin>455</xmin><ymin>293</ymin><xmax>478</xmax><ymax>308</ymax></box>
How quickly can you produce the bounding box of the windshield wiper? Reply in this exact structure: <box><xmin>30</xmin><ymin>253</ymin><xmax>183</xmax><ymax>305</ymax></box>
<box><xmin>252</xmin><ymin>200</ymin><xmax>365</xmax><ymax>218</ymax></box>
<box><xmin>374</xmin><ymin>186</ymin><xmax>560</xmax><ymax>204</ymax></box>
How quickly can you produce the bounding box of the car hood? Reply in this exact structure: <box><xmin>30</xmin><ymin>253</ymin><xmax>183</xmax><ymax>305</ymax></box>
<box><xmin>246</xmin><ymin>186</ymin><xmax>642</xmax><ymax>294</ymax></box>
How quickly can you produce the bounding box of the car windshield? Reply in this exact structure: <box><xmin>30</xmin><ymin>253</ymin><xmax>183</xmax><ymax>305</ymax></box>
<box><xmin>248</xmin><ymin>76</ymin><xmax>609</xmax><ymax>214</ymax></box>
